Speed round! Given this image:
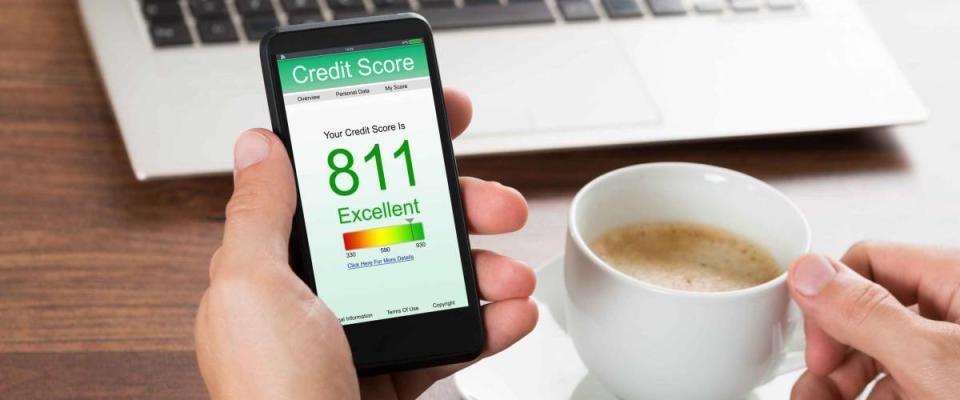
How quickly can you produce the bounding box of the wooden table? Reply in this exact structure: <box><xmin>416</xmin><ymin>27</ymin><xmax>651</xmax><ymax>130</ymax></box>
<box><xmin>1</xmin><ymin>0</ymin><xmax>958</xmax><ymax>398</ymax></box>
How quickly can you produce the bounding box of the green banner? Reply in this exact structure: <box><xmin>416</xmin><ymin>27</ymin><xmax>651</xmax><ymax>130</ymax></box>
<box><xmin>278</xmin><ymin>43</ymin><xmax>429</xmax><ymax>94</ymax></box>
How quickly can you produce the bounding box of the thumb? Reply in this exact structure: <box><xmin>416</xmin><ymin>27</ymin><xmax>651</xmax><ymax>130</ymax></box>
<box><xmin>215</xmin><ymin>129</ymin><xmax>297</xmax><ymax>278</ymax></box>
<box><xmin>788</xmin><ymin>254</ymin><xmax>925</xmax><ymax>370</ymax></box>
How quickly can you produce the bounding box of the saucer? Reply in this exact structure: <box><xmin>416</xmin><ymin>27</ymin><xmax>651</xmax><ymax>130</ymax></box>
<box><xmin>453</xmin><ymin>255</ymin><xmax>806</xmax><ymax>400</ymax></box>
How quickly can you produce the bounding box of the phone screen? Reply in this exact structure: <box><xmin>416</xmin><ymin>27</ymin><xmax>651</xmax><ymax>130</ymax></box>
<box><xmin>276</xmin><ymin>39</ymin><xmax>468</xmax><ymax>325</ymax></box>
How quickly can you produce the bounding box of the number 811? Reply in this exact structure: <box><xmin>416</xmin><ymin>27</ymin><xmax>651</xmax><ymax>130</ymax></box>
<box><xmin>328</xmin><ymin>139</ymin><xmax>415</xmax><ymax>196</ymax></box>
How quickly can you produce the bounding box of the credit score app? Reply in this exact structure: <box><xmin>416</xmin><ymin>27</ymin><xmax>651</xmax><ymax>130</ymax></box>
<box><xmin>277</xmin><ymin>39</ymin><xmax>468</xmax><ymax>325</ymax></box>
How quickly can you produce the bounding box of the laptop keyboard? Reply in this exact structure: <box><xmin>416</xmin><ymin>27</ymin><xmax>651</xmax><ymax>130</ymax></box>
<box><xmin>141</xmin><ymin>0</ymin><xmax>800</xmax><ymax>47</ymax></box>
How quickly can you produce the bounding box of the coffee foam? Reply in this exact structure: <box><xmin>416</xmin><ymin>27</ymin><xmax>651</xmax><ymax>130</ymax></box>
<box><xmin>589</xmin><ymin>223</ymin><xmax>782</xmax><ymax>292</ymax></box>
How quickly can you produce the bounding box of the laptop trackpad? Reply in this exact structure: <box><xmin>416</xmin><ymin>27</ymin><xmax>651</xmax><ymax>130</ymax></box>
<box><xmin>436</xmin><ymin>29</ymin><xmax>660</xmax><ymax>136</ymax></box>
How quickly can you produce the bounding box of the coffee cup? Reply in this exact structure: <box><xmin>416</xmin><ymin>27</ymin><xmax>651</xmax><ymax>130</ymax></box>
<box><xmin>564</xmin><ymin>163</ymin><xmax>811</xmax><ymax>400</ymax></box>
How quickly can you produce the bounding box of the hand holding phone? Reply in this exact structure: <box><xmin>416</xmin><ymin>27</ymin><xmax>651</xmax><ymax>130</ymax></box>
<box><xmin>196</xmin><ymin>91</ymin><xmax>536</xmax><ymax>398</ymax></box>
<box><xmin>256</xmin><ymin>14</ymin><xmax>536</xmax><ymax>374</ymax></box>
<box><xmin>195</xmin><ymin>15</ymin><xmax>536</xmax><ymax>398</ymax></box>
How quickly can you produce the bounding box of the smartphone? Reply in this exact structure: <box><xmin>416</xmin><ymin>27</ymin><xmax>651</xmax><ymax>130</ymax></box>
<box><xmin>259</xmin><ymin>14</ymin><xmax>483</xmax><ymax>375</ymax></box>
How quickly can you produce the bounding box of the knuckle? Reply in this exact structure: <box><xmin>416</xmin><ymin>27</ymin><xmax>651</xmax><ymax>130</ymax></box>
<box><xmin>208</xmin><ymin>246</ymin><xmax>252</xmax><ymax>278</ymax></box>
<box><xmin>208</xmin><ymin>247</ymin><xmax>227</xmax><ymax>279</ymax></box>
<box><xmin>224</xmin><ymin>179</ymin><xmax>274</xmax><ymax>218</ymax></box>
<box><xmin>204</xmin><ymin>273</ymin><xmax>252</xmax><ymax>308</ymax></box>
<box><xmin>841</xmin><ymin>283</ymin><xmax>894</xmax><ymax>330</ymax></box>
<box><xmin>924</xmin><ymin>322</ymin><xmax>960</xmax><ymax>361</ymax></box>
<box><xmin>202</xmin><ymin>279</ymin><xmax>260</xmax><ymax>322</ymax></box>
<box><xmin>208</xmin><ymin>246</ymin><xmax>288</xmax><ymax>288</ymax></box>
<box><xmin>846</xmin><ymin>240</ymin><xmax>883</xmax><ymax>261</ymax></box>
<box><xmin>848</xmin><ymin>240</ymin><xmax>877</xmax><ymax>254</ymax></box>
<box><xmin>891</xmin><ymin>322</ymin><xmax>960</xmax><ymax>385</ymax></box>
<box><xmin>206</xmin><ymin>265</ymin><xmax>274</xmax><ymax>305</ymax></box>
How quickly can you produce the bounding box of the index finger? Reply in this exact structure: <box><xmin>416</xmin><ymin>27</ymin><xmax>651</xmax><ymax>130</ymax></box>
<box><xmin>444</xmin><ymin>87</ymin><xmax>472</xmax><ymax>139</ymax></box>
<box><xmin>840</xmin><ymin>241</ymin><xmax>960</xmax><ymax>320</ymax></box>
<box><xmin>804</xmin><ymin>242</ymin><xmax>960</xmax><ymax>376</ymax></box>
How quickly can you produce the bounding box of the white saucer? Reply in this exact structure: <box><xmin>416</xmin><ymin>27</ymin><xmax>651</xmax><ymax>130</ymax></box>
<box><xmin>453</xmin><ymin>255</ymin><xmax>807</xmax><ymax>400</ymax></box>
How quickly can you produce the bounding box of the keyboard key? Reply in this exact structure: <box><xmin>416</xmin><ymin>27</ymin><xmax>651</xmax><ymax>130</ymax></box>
<box><xmin>729</xmin><ymin>0</ymin><xmax>760</xmax><ymax>11</ymax></box>
<box><xmin>418</xmin><ymin>3</ymin><xmax>555</xmax><ymax>29</ymax></box>
<box><xmin>463</xmin><ymin>0</ymin><xmax>501</xmax><ymax>5</ymax></box>
<box><xmin>236</xmin><ymin>0</ymin><xmax>275</xmax><ymax>15</ymax></box>
<box><xmin>148</xmin><ymin>20</ymin><xmax>192</xmax><ymax>47</ymax></box>
<box><xmin>419</xmin><ymin>0</ymin><xmax>455</xmax><ymax>7</ymax></box>
<box><xmin>333</xmin><ymin>10</ymin><xmax>369</xmax><ymax>19</ymax></box>
<box><xmin>372</xmin><ymin>0</ymin><xmax>410</xmax><ymax>10</ymax></box>
<box><xmin>282</xmin><ymin>0</ymin><xmax>321</xmax><ymax>12</ymax></box>
<box><xmin>601</xmin><ymin>0</ymin><xmax>643</xmax><ymax>18</ymax></box>
<box><xmin>142</xmin><ymin>1</ymin><xmax>183</xmax><ymax>21</ymax></box>
<box><xmin>288</xmin><ymin>12</ymin><xmax>326</xmax><ymax>24</ymax></box>
<box><xmin>693</xmin><ymin>0</ymin><xmax>724</xmax><ymax>13</ymax></box>
<box><xmin>243</xmin><ymin>14</ymin><xmax>279</xmax><ymax>40</ymax></box>
<box><xmin>767</xmin><ymin>0</ymin><xmax>796</xmax><ymax>10</ymax></box>
<box><xmin>197</xmin><ymin>17</ymin><xmax>239</xmax><ymax>42</ymax></box>
<box><xmin>327</xmin><ymin>0</ymin><xmax>366</xmax><ymax>11</ymax></box>
<box><xmin>189</xmin><ymin>0</ymin><xmax>228</xmax><ymax>19</ymax></box>
<box><xmin>558</xmin><ymin>0</ymin><xmax>599</xmax><ymax>21</ymax></box>
<box><xmin>646</xmin><ymin>0</ymin><xmax>686</xmax><ymax>15</ymax></box>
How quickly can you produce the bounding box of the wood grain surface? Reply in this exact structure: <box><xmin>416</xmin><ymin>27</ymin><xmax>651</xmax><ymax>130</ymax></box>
<box><xmin>1</xmin><ymin>0</ymin><xmax>958</xmax><ymax>398</ymax></box>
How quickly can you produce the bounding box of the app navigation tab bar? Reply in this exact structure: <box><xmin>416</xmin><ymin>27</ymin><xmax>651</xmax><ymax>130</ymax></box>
<box><xmin>283</xmin><ymin>77</ymin><xmax>431</xmax><ymax>105</ymax></box>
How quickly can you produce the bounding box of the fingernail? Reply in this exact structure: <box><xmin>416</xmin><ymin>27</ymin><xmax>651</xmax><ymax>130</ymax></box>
<box><xmin>235</xmin><ymin>131</ymin><xmax>270</xmax><ymax>171</ymax></box>
<box><xmin>792</xmin><ymin>254</ymin><xmax>838</xmax><ymax>296</ymax></box>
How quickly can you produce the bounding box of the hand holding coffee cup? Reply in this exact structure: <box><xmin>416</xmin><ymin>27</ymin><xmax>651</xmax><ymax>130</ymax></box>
<box><xmin>564</xmin><ymin>163</ymin><xmax>810</xmax><ymax>400</ymax></box>
<box><xmin>787</xmin><ymin>244</ymin><xmax>960</xmax><ymax>399</ymax></box>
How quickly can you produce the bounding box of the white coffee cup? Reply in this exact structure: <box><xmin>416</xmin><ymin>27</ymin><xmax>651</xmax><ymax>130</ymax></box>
<box><xmin>564</xmin><ymin>163</ymin><xmax>811</xmax><ymax>400</ymax></box>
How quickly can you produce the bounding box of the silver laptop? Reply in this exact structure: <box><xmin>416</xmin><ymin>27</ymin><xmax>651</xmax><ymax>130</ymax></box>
<box><xmin>79</xmin><ymin>0</ymin><xmax>926</xmax><ymax>180</ymax></box>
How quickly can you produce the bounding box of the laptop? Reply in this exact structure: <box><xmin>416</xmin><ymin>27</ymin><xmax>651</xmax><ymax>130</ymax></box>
<box><xmin>79</xmin><ymin>0</ymin><xmax>926</xmax><ymax>180</ymax></box>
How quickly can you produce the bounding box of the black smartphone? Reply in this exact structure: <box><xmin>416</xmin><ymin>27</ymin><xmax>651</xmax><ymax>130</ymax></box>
<box><xmin>259</xmin><ymin>14</ymin><xmax>483</xmax><ymax>375</ymax></box>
